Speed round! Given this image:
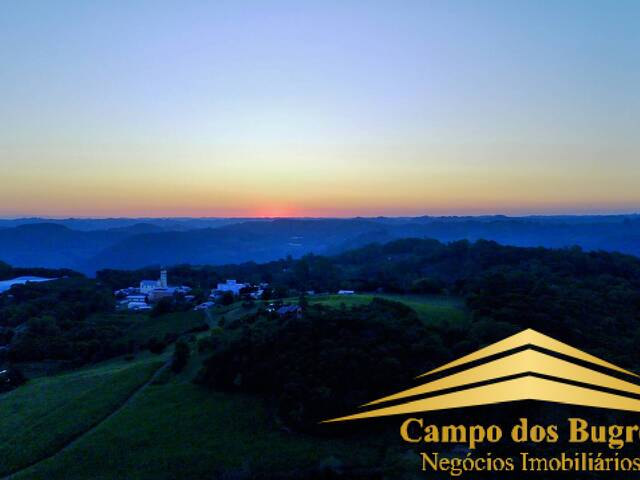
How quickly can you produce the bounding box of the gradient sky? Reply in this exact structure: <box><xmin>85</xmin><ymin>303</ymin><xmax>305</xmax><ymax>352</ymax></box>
<box><xmin>1</xmin><ymin>0</ymin><xmax>638</xmax><ymax>217</ymax></box>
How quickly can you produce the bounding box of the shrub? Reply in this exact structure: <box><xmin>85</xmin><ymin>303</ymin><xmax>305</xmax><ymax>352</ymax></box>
<box><xmin>0</xmin><ymin>366</ymin><xmax>27</xmax><ymax>393</ymax></box>
<box><xmin>146</xmin><ymin>337</ymin><xmax>166</xmax><ymax>354</ymax></box>
<box><xmin>171</xmin><ymin>339</ymin><xmax>190</xmax><ymax>373</ymax></box>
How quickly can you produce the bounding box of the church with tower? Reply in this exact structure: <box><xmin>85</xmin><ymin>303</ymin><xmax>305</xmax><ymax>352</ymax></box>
<box><xmin>140</xmin><ymin>269</ymin><xmax>168</xmax><ymax>295</ymax></box>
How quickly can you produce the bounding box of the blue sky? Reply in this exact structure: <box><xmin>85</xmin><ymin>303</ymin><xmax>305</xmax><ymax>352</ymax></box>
<box><xmin>1</xmin><ymin>1</ymin><xmax>638</xmax><ymax>217</ymax></box>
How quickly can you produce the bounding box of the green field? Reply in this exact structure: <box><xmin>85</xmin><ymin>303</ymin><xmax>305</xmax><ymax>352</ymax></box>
<box><xmin>0</xmin><ymin>355</ymin><xmax>164</xmax><ymax>477</ymax></box>
<box><xmin>208</xmin><ymin>302</ymin><xmax>259</xmax><ymax>324</ymax></box>
<box><xmin>308</xmin><ymin>293</ymin><xmax>468</xmax><ymax>327</ymax></box>
<box><xmin>123</xmin><ymin>311</ymin><xmax>208</xmax><ymax>343</ymax></box>
<box><xmin>3</xmin><ymin>294</ymin><xmax>461</xmax><ymax>479</ymax></box>
<box><xmin>89</xmin><ymin>310</ymin><xmax>209</xmax><ymax>345</ymax></box>
<box><xmin>9</xmin><ymin>348</ymin><xmax>388</xmax><ymax>480</ymax></box>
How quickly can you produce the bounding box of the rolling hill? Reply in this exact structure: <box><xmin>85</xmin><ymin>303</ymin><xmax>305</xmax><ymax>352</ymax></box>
<box><xmin>0</xmin><ymin>216</ymin><xmax>639</xmax><ymax>274</ymax></box>
<box><xmin>1</xmin><ymin>294</ymin><xmax>464</xmax><ymax>479</ymax></box>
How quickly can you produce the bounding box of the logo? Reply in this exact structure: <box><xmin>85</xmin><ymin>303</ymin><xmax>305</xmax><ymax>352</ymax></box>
<box><xmin>324</xmin><ymin>328</ymin><xmax>640</xmax><ymax>423</ymax></box>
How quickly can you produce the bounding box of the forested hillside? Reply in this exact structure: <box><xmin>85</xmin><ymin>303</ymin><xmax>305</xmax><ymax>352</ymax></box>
<box><xmin>1</xmin><ymin>216</ymin><xmax>639</xmax><ymax>273</ymax></box>
<box><xmin>2</xmin><ymin>238</ymin><xmax>640</xmax><ymax>477</ymax></box>
<box><xmin>192</xmin><ymin>239</ymin><xmax>640</xmax><ymax>429</ymax></box>
<box><xmin>3</xmin><ymin>237</ymin><xmax>639</xmax><ymax>378</ymax></box>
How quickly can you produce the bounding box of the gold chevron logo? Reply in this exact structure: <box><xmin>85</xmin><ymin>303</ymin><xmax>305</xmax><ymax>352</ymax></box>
<box><xmin>324</xmin><ymin>329</ymin><xmax>640</xmax><ymax>423</ymax></box>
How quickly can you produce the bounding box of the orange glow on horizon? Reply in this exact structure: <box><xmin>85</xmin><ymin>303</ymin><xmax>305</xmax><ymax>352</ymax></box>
<box><xmin>1</xmin><ymin>142</ymin><xmax>638</xmax><ymax>218</ymax></box>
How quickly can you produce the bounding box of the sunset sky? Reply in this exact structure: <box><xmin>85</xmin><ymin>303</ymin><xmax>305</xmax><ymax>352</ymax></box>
<box><xmin>1</xmin><ymin>1</ymin><xmax>638</xmax><ymax>217</ymax></box>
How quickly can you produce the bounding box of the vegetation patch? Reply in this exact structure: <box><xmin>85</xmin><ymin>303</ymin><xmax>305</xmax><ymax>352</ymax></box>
<box><xmin>0</xmin><ymin>356</ymin><xmax>163</xmax><ymax>476</ymax></box>
<box><xmin>11</xmin><ymin>359</ymin><xmax>382</xmax><ymax>480</ymax></box>
<box><xmin>196</xmin><ymin>298</ymin><xmax>460</xmax><ymax>430</ymax></box>
<box><xmin>308</xmin><ymin>293</ymin><xmax>467</xmax><ymax>327</ymax></box>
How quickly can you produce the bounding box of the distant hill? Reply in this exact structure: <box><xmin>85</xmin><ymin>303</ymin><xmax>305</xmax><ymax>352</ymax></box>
<box><xmin>0</xmin><ymin>217</ymin><xmax>250</xmax><ymax>231</ymax></box>
<box><xmin>86</xmin><ymin>218</ymin><xmax>384</xmax><ymax>271</ymax></box>
<box><xmin>0</xmin><ymin>216</ymin><xmax>638</xmax><ymax>274</ymax></box>
<box><xmin>0</xmin><ymin>223</ymin><xmax>151</xmax><ymax>270</ymax></box>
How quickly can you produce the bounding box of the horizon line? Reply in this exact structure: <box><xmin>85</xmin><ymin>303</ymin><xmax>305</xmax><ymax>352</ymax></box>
<box><xmin>1</xmin><ymin>212</ymin><xmax>640</xmax><ymax>221</ymax></box>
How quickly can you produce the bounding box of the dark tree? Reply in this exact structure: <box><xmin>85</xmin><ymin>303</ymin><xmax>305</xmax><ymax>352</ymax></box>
<box><xmin>219</xmin><ymin>292</ymin><xmax>234</xmax><ymax>306</ymax></box>
<box><xmin>171</xmin><ymin>339</ymin><xmax>190</xmax><ymax>373</ymax></box>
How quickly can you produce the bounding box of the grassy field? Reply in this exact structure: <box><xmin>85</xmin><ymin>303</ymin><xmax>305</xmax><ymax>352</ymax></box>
<box><xmin>0</xmin><ymin>355</ymin><xmax>164</xmax><ymax>477</ymax></box>
<box><xmin>10</xmin><ymin>348</ymin><xmax>389</xmax><ymax>480</ymax></box>
<box><xmin>2</xmin><ymin>294</ymin><xmax>463</xmax><ymax>479</ymax></box>
<box><xmin>209</xmin><ymin>302</ymin><xmax>259</xmax><ymax>323</ymax></box>
<box><xmin>307</xmin><ymin>293</ymin><xmax>468</xmax><ymax>327</ymax></box>
<box><xmin>90</xmin><ymin>310</ymin><xmax>209</xmax><ymax>345</ymax></box>
<box><xmin>122</xmin><ymin>310</ymin><xmax>208</xmax><ymax>343</ymax></box>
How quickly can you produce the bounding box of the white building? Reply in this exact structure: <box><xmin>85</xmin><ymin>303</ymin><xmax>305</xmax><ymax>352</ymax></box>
<box><xmin>215</xmin><ymin>279</ymin><xmax>247</xmax><ymax>296</ymax></box>
<box><xmin>126</xmin><ymin>294</ymin><xmax>147</xmax><ymax>303</ymax></box>
<box><xmin>249</xmin><ymin>289</ymin><xmax>264</xmax><ymax>299</ymax></box>
<box><xmin>148</xmin><ymin>288</ymin><xmax>173</xmax><ymax>302</ymax></box>
<box><xmin>338</xmin><ymin>290</ymin><xmax>355</xmax><ymax>295</ymax></box>
<box><xmin>140</xmin><ymin>269</ymin><xmax>168</xmax><ymax>294</ymax></box>
<box><xmin>128</xmin><ymin>301</ymin><xmax>151</xmax><ymax>311</ymax></box>
<box><xmin>137</xmin><ymin>270</ymin><xmax>194</xmax><ymax>303</ymax></box>
<box><xmin>194</xmin><ymin>301</ymin><xmax>215</xmax><ymax>311</ymax></box>
<box><xmin>114</xmin><ymin>287</ymin><xmax>138</xmax><ymax>297</ymax></box>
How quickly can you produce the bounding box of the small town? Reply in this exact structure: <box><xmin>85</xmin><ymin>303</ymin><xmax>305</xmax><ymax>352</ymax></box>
<box><xmin>114</xmin><ymin>269</ymin><xmax>194</xmax><ymax>311</ymax></box>
<box><xmin>113</xmin><ymin>268</ymin><xmax>355</xmax><ymax>313</ymax></box>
